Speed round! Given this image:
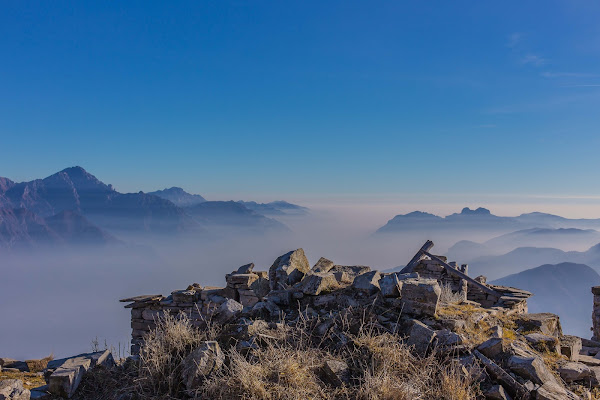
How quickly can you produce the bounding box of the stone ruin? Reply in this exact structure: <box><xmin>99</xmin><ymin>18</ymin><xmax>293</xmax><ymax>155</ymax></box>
<box><xmin>121</xmin><ymin>240</ymin><xmax>532</xmax><ymax>356</ymax></box>
<box><xmin>118</xmin><ymin>241</ymin><xmax>600</xmax><ymax>399</ymax></box>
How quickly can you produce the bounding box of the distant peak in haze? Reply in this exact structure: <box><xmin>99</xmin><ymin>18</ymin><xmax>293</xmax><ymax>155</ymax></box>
<box><xmin>460</xmin><ymin>207</ymin><xmax>491</xmax><ymax>215</ymax></box>
<box><xmin>148</xmin><ymin>187</ymin><xmax>206</xmax><ymax>207</ymax></box>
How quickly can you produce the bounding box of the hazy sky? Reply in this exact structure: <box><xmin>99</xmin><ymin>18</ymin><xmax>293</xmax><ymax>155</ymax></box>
<box><xmin>2</xmin><ymin>1</ymin><xmax>600</xmax><ymax>204</ymax></box>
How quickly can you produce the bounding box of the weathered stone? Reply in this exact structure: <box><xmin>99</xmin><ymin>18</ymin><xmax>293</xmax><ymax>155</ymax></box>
<box><xmin>333</xmin><ymin>271</ymin><xmax>353</xmax><ymax>284</ymax></box>
<box><xmin>312</xmin><ymin>257</ymin><xmax>335</xmax><ymax>273</ymax></box>
<box><xmin>249</xmin><ymin>277</ymin><xmax>271</xmax><ymax>299</ymax></box>
<box><xmin>515</xmin><ymin>313</ymin><xmax>562</xmax><ymax>337</ymax></box>
<box><xmin>352</xmin><ymin>271</ymin><xmax>381</xmax><ymax>294</ymax></box>
<box><xmin>29</xmin><ymin>386</ymin><xmax>50</xmax><ymax>399</ymax></box>
<box><xmin>535</xmin><ymin>382</ymin><xmax>579</xmax><ymax>400</ymax></box>
<box><xmin>407</xmin><ymin>320</ymin><xmax>436</xmax><ymax>356</ymax></box>
<box><xmin>0</xmin><ymin>379</ymin><xmax>30</xmax><ymax>400</ymax></box>
<box><xmin>329</xmin><ymin>265</ymin><xmax>371</xmax><ymax>281</ymax></box>
<box><xmin>473</xmin><ymin>350</ymin><xmax>530</xmax><ymax>399</ymax></box>
<box><xmin>507</xmin><ymin>354</ymin><xmax>556</xmax><ymax>386</ymax></box>
<box><xmin>560</xmin><ymin>335</ymin><xmax>582</xmax><ymax>361</ymax></box>
<box><xmin>239</xmin><ymin>293</ymin><xmax>259</xmax><ymax>307</ymax></box>
<box><xmin>199</xmin><ymin>287</ymin><xmax>225</xmax><ymax>301</ymax></box>
<box><xmin>436</xmin><ymin>329</ymin><xmax>464</xmax><ymax>347</ymax></box>
<box><xmin>142</xmin><ymin>309</ymin><xmax>164</xmax><ymax>321</ymax></box>
<box><xmin>236</xmin><ymin>263</ymin><xmax>254</xmax><ymax>274</ymax></box>
<box><xmin>49</xmin><ymin>356</ymin><xmax>93</xmax><ymax>398</ymax></box>
<box><xmin>269</xmin><ymin>249</ymin><xmax>310</xmax><ymax>290</ymax></box>
<box><xmin>172</xmin><ymin>290</ymin><xmax>197</xmax><ymax>303</ymax></box>
<box><xmin>558</xmin><ymin>361</ymin><xmax>592</xmax><ymax>382</ymax></box>
<box><xmin>477</xmin><ymin>338</ymin><xmax>504</xmax><ymax>359</ymax></box>
<box><xmin>399</xmin><ymin>278</ymin><xmax>441</xmax><ymax>316</ymax></box>
<box><xmin>320</xmin><ymin>360</ymin><xmax>349</xmax><ymax>387</ymax></box>
<box><xmin>525</xmin><ymin>333</ymin><xmax>559</xmax><ymax>354</ymax></box>
<box><xmin>181</xmin><ymin>342</ymin><xmax>224</xmax><ymax>391</ymax></box>
<box><xmin>488</xmin><ymin>325</ymin><xmax>503</xmax><ymax>339</ymax></box>
<box><xmin>225</xmin><ymin>273</ymin><xmax>259</xmax><ymax>289</ymax></box>
<box><xmin>483</xmin><ymin>384</ymin><xmax>512</xmax><ymax>400</ymax></box>
<box><xmin>214</xmin><ymin>299</ymin><xmax>243</xmax><ymax>324</ymax></box>
<box><xmin>298</xmin><ymin>273</ymin><xmax>338</xmax><ymax>296</ymax></box>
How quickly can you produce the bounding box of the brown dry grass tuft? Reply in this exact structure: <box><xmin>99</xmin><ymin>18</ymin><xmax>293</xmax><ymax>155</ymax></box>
<box><xmin>25</xmin><ymin>354</ymin><xmax>53</xmax><ymax>373</ymax></box>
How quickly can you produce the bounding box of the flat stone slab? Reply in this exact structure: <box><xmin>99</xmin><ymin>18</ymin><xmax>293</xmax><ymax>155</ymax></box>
<box><xmin>48</xmin><ymin>350</ymin><xmax>114</xmax><ymax>398</ymax></box>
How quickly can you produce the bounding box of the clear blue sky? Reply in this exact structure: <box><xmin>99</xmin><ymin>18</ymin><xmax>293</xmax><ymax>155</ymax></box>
<box><xmin>1</xmin><ymin>1</ymin><xmax>599</xmax><ymax>200</ymax></box>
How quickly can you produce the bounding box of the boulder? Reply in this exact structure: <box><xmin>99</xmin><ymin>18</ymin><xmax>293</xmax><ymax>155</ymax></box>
<box><xmin>298</xmin><ymin>273</ymin><xmax>338</xmax><ymax>296</ymax></box>
<box><xmin>477</xmin><ymin>338</ymin><xmax>504</xmax><ymax>359</ymax></box>
<box><xmin>312</xmin><ymin>257</ymin><xmax>335</xmax><ymax>273</ymax></box>
<box><xmin>535</xmin><ymin>382</ymin><xmax>580</xmax><ymax>400</ymax></box>
<box><xmin>379</xmin><ymin>272</ymin><xmax>419</xmax><ymax>298</ymax></box>
<box><xmin>352</xmin><ymin>271</ymin><xmax>381</xmax><ymax>294</ymax></box>
<box><xmin>214</xmin><ymin>299</ymin><xmax>243</xmax><ymax>324</ymax></box>
<box><xmin>525</xmin><ymin>333</ymin><xmax>559</xmax><ymax>354</ymax></box>
<box><xmin>483</xmin><ymin>384</ymin><xmax>512</xmax><ymax>400</ymax></box>
<box><xmin>236</xmin><ymin>263</ymin><xmax>255</xmax><ymax>274</ymax></box>
<box><xmin>488</xmin><ymin>325</ymin><xmax>503</xmax><ymax>339</ymax></box>
<box><xmin>560</xmin><ymin>335</ymin><xmax>582</xmax><ymax>361</ymax></box>
<box><xmin>269</xmin><ymin>249</ymin><xmax>310</xmax><ymax>290</ymax></box>
<box><xmin>329</xmin><ymin>265</ymin><xmax>371</xmax><ymax>282</ymax></box>
<box><xmin>507</xmin><ymin>354</ymin><xmax>556</xmax><ymax>386</ymax></box>
<box><xmin>399</xmin><ymin>278</ymin><xmax>441</xmax><ymax>316</ymax></box>
<box><xmin>181</xmin><ymin>342</ymin><xmax>224</xmax><ymax>391</ymax></box>
<box><xmin>515</xmin><ymin>313</ymin><xmax>562</xmax><ymax>337</ymax></box>
<box><xmin>557</xmin><ymin>361</ymin><xmax>592</xmax><ymax>382</ymax></box>
<box><xmin>436</xmin><ymin>329</ymin><xmax>464</xmax><ymax>347</ymax></box>
<box><xmin>407</xmin><ymin>320</ymin><xmax>436</xmax><ymax>356</ymax></box>
<box><xmin>320</xmin><ymin>360</ymin><xmax>349</xmax><ymax>387</ymax></box>
<box><xmin>49</xmin><ymin>356</ymin><xmax>92</xmax><ymax>398</ymax></box>
<box><xmin>225</xmin><ymin>273</ymin><xmax>259</xmax><ymax>289</ymax></box>
<box><xmin>0</xmin><ymin>380</ymin><xmax>30</xmax><ymax>400</ymax></box>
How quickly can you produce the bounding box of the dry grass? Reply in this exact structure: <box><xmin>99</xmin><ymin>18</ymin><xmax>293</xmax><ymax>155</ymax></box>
<box><xmin>439</xmin><ymin>284</ymin><xmax>464</xmax><ymax>306</ymax></box>
<box><xmin>75</xmin><ymin>309</ymin><xmax>480</xmax><ymax>400</ymax></box>
<box><xmin>0</xmin><ymin>370</ymin><xmax>47</xmax><ymax>390</ymax></box>
<box><xmin>25</xmin><ymin>354</ymin><xmax>53</xmax><ymax>373</ymax></box>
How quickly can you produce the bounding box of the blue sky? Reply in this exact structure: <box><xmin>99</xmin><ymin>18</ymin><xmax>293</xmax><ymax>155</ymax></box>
<box><xmin>1</xmin><ymin>1</ymin><xmax>600</xmax><ymax>203</ymax></box>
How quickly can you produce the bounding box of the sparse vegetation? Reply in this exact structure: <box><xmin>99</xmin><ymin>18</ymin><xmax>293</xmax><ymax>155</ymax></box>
<box><xmin>74</xmin><ymin>311</ymin><xmax>481</xmax><ymax>400</ymax></box>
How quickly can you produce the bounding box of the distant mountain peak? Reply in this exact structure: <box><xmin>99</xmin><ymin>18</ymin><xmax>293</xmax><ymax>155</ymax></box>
<box><xmin>148</xmin><ymin>187</ymin><xmax>206</xmax><ymax>207</ymax></box>
<box><xmin>460</xmin><ymin>207</ymin><xmax>491</xmax><ymax>215</ymax></box>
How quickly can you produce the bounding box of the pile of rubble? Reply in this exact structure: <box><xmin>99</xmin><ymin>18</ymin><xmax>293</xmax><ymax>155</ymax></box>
<box><xmin>116</xmin><ymin>241</ymin><xmax>600</xmax><ymax>399</ymax></box>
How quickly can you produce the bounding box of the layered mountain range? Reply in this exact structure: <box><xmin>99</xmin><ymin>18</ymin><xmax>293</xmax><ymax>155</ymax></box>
<box><xmin>376</xmin><ymin>207</ymin><xmax>600</xmax><ymax>234</ymax></box>
<box><xmin>0</xmin><ymin>167</ymin><xmax>305</xmax><ymax>249</ymax></box>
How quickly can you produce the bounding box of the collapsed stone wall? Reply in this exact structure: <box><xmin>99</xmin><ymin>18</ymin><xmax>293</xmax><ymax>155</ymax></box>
<box><xmin>122</xmin><ymin>246</ymin><xmax>531</xmax><ymax>356</ymax></box>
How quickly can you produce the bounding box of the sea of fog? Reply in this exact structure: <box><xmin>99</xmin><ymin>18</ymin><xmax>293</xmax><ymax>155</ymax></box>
<box><xmin>0</xmin><ymin>204</ymin><xmax>594</xmax><ymax>360</ymax></box>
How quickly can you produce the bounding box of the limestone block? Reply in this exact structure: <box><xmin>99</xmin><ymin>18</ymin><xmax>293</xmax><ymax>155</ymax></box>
<box><xmin>181</xmin><ymin>342</ymin><xmax>224</xmax><ymax>392</ymax></box>
<box><xmin>560</xmin><ymin>335</ymin><xmax>583</xmax><ymax>361</ymax></box>
<box><xmin>477</xmin><ymin>338</ymin><xmax>505</xmax><ymax>359</ymax></box>
<box><xmin>236</xmin><ymin>263</ymin><xmax>254</xmax><ymax>274</ymax></box>
<box><xmin>407</xmin><ymin>320</ymin><xmax>436</xmax><ymax>356</ymax></box>
<box><xmin>225</xmin><ymin>273</ymin><xmax>259</xmax><ymax>289</ymax></box>
<box><xmin>269</xmin><ymin>249</ymin><xmax>310</xmax><ymax>290</ymax></box>
<box><xmin>525</xmin><ymin>333</ymin><xmax>559</xmax><ymax>354</ymax></box>
<box><xmin>399</xmin><ymin>278</ymin><xmax>441</xmax><ymax>316</ymax></box>
<box><xmin>49</xmin><ymin>356</ymin><xmax>92</xmax><ymax>398</ymax></box>
<box><xmin>352</xmin><ymin>271</ymin><xmax>381</xmax><ymax>294</ymax></box>
<box><xmin>298</xmin><ymin>273</ymin><xmax>338</xmax><ymax>296</ymax></box>
<box><xmin>172</xmin><ymin>290</ymin><xmax>197</xmax><ymax>303</ymax></box>
<box><xmin>0</xmin><ymin>379</ymin><xmax>30</xmax><ymax>400</ymax></box>
<box><xmin>483</xmin><ymin>384</ymin><xmax>512</xmax><ymax>400</ymax></box>
<box><xmin>311</xmin><ymin>257</ymin><xmax>335</xmax><ymax>273</ymax></box>
<box><xmin>558</xmin><ymin>361</ymin><xmax>592</xmax><ymax>382</ymax></box>
<box><xmin>507</xmin><ymin>354</ymin><xmax>556</xmax><ymax>386</ymax></box>
<box><xmin>515</xmin><ymin>313</ymin><xmax>562</xmax><ymax>337</ymax></box>
<box><xmin>320</xmin><ymin>360</ymin><xmax>349</xmax><ymax>387</ymax></box>
<box><xmin>214</xmin><ymin>299</ymin><xmax>243</xmax><ymax>324</ymax></box>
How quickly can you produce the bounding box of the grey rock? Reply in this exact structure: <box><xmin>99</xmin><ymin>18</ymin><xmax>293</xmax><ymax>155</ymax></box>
<box><xmin>557</xmin><ymin>361</ymin><xmax>592</xmax><ymax>382</ymax></box>
<box><xmin>560</xmin><ymin>335</ymin><xmax>582</xmax><ymax>361</ymax></box>
<box><xmin>535</xmin><ymin>382</ymin><xmax>580</xmax><ymax>400</ymax></box>
<box><xmin>352</xmin><ymin>271</ymin><xmax>381</xmax><ymax>294</ymax></box>
<box><xmin>236</xmin><ymin>263</ymin><xmax>255</xmax><ymax>274</ymax></box>
<box><xmin>399</xmin><ymin>278</ymin><xmax>441</xmax><ymax>316</ymax></box>
<box><xmin>483</xmin><ymin>384</ymin><xmax>512</xmax><ymax>400</ymax></box>
<box><xmin>320</xmin><ymin>360</ymin><xmax>349</xmax><ymax>387</ymax></box>
<box><xmin>488</xmin><ymin>325</ymin><xmax>503</xmax><ymax>339</ymax></box>
<box><xmin>477</xmin><ymin>338</ymin><xmax>504</xmax><ymax>359</ymax></box>
<box><xmin>379</xmin><ymin>273</ymin><xmax>418</xmax><ymax>297</ymax></box>
<box><xmin>515</xmin><ymin>313</ymin><xmax>562</xmax><ymax>337</ymax></box>
<box><xmin>525</xmin><ymin>333</ymin><xmax>559</xmax><ymax>354</ymax></box>
<box><xmin>407</xmin><ymin>320</ymin><xmax>436</xmax><ymax>356</ymax></box>
<box><xmin>0</xmin><ymin>379</ymin><xmax>30</xmax><ymax>400</ymax></box>
<box><xmin>312</xmin><ymin>257</ymin><xmax>335</xmax><ymax>273</ymax></box>
<box><xmin>181</xmin><ymin>341</ymin><xmax>224</xmax><ymax>391</ymax></box>
<box><xmin>298</xmin><ymin>273</ymin><xmax>338</xmax><ymax>296</ymax></box>
<box><xmin>436</xmin><ymin>329</ymin><xmax>464</xmax><ymax>347</ymax></box>
<box><xmin>49</xmin><ymin>356</ymin><xmax>92</xmax><ymax>398</ymax></box>
<box><xmin>269</xmin><ymin>249</ymin><xmax>310</xmax><ymax>290</ymax></box>
<box><xmin>214</xmin><ymin>299</ymin><xmax>243</xmax><ymax>324</ymax></box>
<box><xmin>507</xmin><ymin>354</ymin><xmax>556</xmax><ymax>386</ymax></box>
